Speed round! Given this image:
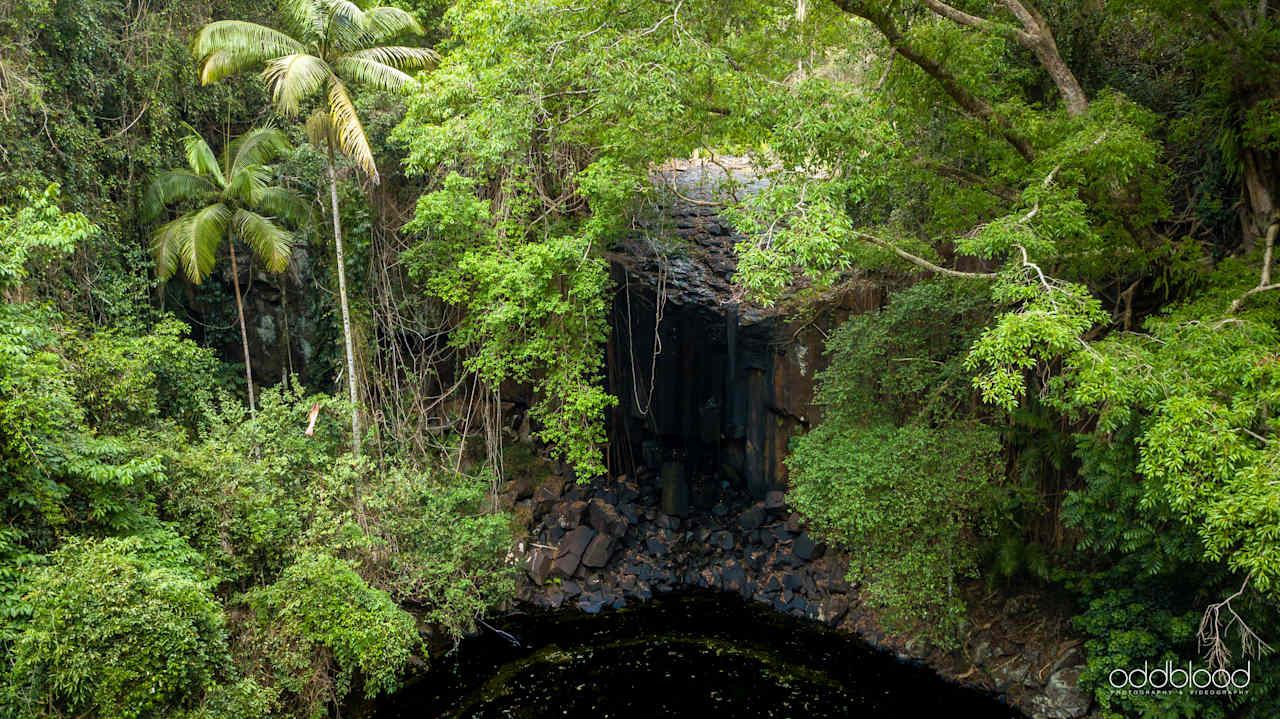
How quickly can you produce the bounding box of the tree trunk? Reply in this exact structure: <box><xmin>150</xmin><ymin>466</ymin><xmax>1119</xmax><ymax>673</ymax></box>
<box><xmin>327</xmin><ymin>137</ymin><xmax>362</xmax><ymax>455</ymax></box>
<box><xmin>1242</xmin><ymin>149</ymin><xmax>1277</xmax><ymax>252</ymax></box>
<box><xmin>998</xmin><ymin>0</ymin><xmax>1089</xmax><ymax>117</ymax></box>
<box><xmin>228</xmin><ymin>241</ymin><xmax>256</xmax><ymax>414</ymax></box>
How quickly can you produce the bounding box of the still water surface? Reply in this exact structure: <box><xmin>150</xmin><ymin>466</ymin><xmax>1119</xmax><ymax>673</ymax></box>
<box><xmin>379</xmin><ymin>591</ymin><xmax>1026</xmax><ymax>718</ymax></box>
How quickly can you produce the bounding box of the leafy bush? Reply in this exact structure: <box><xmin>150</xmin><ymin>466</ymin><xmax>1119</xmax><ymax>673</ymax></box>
<box><xmin>788</xmin><ymin>280</ymin><xmax>1006</xmax><ymax>645</ymax></box>
<box><xmin>790</xmin><ymin>421</ymin><xmax>1002</xmax><ymax>644</ymax></box>
<box><xmin>73</xmin><ymin>317</ymin><xmax>223</xmax><ymax>433</ymax></box>
<box><xmin>238</xmin><ymin>551</ymin><xmax>421</xmax><ymax>717</ymax></box>
<box><xmin>306</xmin><ymin>458</ymin><xmax>516</xmax><ymax>637</ymax></box>
<box><xmin>5</xmin><ymin>532</ymin><xmax>232</xmax><ymax>719</ymax></box>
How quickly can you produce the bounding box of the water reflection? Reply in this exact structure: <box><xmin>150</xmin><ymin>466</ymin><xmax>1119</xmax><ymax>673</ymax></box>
<box><xmin>380</xmin><ymin>591</ymin><xmax>1025</xmax><ymax>718</ymax></box>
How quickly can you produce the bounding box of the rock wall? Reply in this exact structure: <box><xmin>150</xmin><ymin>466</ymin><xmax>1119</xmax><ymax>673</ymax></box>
<box><xmin>603</xmin><ymin>159</ymin><xmax>882</xmax><ymax>498</ymax></box>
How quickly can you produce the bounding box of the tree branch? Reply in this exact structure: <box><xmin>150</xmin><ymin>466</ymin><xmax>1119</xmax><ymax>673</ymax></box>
<box><xmin>857</xmin><ymin>230</ymin><xmax>997</xmax><ymax>279</ymax></box>
<box><xmin>919</xmin><ymin>0</ymin><xmax>1087</xmax><ymax>117</ymax></box>
<box><xmin>1198</xmin><ymin>574</ymin><xmax>1273</xmax><ymax>672</ymax></box>
<box><xmin>997</xmin><ymin>0</ymin><xmax>1088</xmax><ymax>116</ymax></box>
<box><xmin>1228</xmin><ymin>219</ymin><xmax>1280</xmax><ymax>314</ymax></box>
<box><xmin>921</xmin><ymin>0</ymin><xmax>1033</xmax><ymax>43</ymax></box>
<box><xmin>917</xmin><ymin>159</ymin><xmax>1020</xmax><ymax>202</ymax></box>
<box><xmin>832</xmin><ymin>0</ymin><xmax>1036</xmax><ymax>161</ymax></box>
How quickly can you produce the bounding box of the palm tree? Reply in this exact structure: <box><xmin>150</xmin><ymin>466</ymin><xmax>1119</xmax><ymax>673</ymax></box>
<box><xmin>192</xmin><ymin>0</ymin><xmax>436</xmax><ymax>455</ymax></box>
<box><xmin>143</xmin><ymin>126</ymin><xmax>309</xmax><ymax>414</ymax></box>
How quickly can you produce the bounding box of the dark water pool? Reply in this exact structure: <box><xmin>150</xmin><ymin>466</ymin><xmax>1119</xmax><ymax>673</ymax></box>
<box><xmin>379</xmin><ymin>591</ymin><xmax>1025</xmax><ymax>718</ymax></box>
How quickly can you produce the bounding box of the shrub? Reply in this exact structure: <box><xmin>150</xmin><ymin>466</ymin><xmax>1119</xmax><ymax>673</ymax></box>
<box><xmin>238</xmin><ymin>551</ymin><xmax>422</xmax><ymax>717</ymax></box>
<box><xmin>6</xmin><ymin>532</ymin><xmax>230</xmax><ymax>719</ymax></box>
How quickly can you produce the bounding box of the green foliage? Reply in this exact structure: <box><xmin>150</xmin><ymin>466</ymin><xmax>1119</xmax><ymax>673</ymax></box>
<box><xmin>73</xmin><ymin>317</ymin><xmax>223</xmax><ymax>432</ymax></box>
<box><xmin>192</xmin><ymin>0</ymin><xmax>435</xmax><ymax>181</ymax></box>
<box><xmin>0</xmin><ymin>185</ymin><xmax>94</xmax><ymax>295</ymax></box>
<box><xmin>239</xmin><ymin>551</ymin><xmax>420</xmax><ymax>715</ymax></box>
<box><xmin>788</xmin><ymin>281</ymin><xmax>1006</xmax><ymax>645</ymax></box>
<box><xmin>401</xmin><ymin>174</ymin><xmax>616</xmax><ymax>477</ymax></box>
<box><xmin>790</xmin><ymin>421</ymin><xmax>1002</xmax><ymax>645</ymax></box>
<box><xmin>5</xmin><ymin>532</ymin><xmax>230</xmax><ymax>719</ymax></box>
<box><xmin>144</xmin><ymin>126</ymin><xmax>306</xmax><ymax>285</ymax></box>
<box><xmin>305</xmin><ymin>458</ymin><xmax>515</xmax><ymax>638</ymax></box>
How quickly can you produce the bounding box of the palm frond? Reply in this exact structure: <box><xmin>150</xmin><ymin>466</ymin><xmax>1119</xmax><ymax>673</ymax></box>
<box><xmin>277</xmin><ymin>0</ymin><xmax>322</xmax><ymax>45</ymax></box>
<box><xmin>363</xmin><ymin>6</ymin><xmax>425</xmax><ymax>44</ymax></box>
<box><xmin>142</xmin><ymin>170</ymin><xmax>217</xmax><ymax>223</ymax></box>
<box><xmin>180</xmin><ymin>203</ymin><xmax>232</xmax><ymax>283</ymax></box>
<box><xmin>342</xmin><ymin>45</ymin><xmax>436</xmax><ymax>72</ymax></box>
<box><xmin>151</xmin><ymin>211</ymin><xmax>196</xmax><ymax>281</ymax></box>
<box><xmin>262</xmin><ymin>54</ymin><xmax>331</xmax><ymax>115</ymax></box>
<box><xmin>305</xmin><ymin>109</ymin><xmax>332</xmax><ymax>148</ymax></box>
<box><xmin>229</xmin><ymin>126</ymin><xmax>292</xmax><ymax>175</ymax></box>
<box><xmin>197</xmin><ymin>49</ymin><xmax>274</xmax><ymax>86</ymax></box>
<box><xmin>181</xmin><ymin>132</ymin><xmax>227</xmax><ymax>186</ymax></box>
<box><xmin>255</xmin><ymin>187</ymin><xmax>313</xmax><ymax>229</ymax></box>
<box><xmin>224</xmin><ymin>163</ymin><xmax>273</xmax><ymax>207</ymax></box>
<box><xmin>234</xmin><ymin>209</ymin><xmax>295</xmax><ymax>273</ymax></box>
<box><xmin>326</xmin><ymin>77</ymin><xmax>378</xmax><ymax>181</ymax></box>
<box><xmin>333</xmin><ymin>56</ymin><xmax>414</xmax><ymax>93</ymax></box>
<box><xmin>318</xmin><ymin>0</ymin><xmax>370</xmax><ymax>53</ymax></box>
<box><xmin>193</xmin><ymin>21</ymin><xmax>305</xmax><ymax>84</ymax></box>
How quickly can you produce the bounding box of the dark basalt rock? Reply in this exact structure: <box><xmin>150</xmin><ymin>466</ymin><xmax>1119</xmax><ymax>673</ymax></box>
<box><xmin>534</xmin><ymin>476</ymin><xmax>566</xmax><ymax>507</ymax></box>
<box><xmin>560</xmin><ymin>526</ymin><xmax>596</xmax><ymax>557</ymax></box>
<box><xmin>553</xmin><ymin>527</ymin><xmax>597</xmax><ymax>578</ymax></box>
<box><xmin>556</xmin><ymin>500</ymin><xmax>588</xmax><ymax>529</ymax></box>
<box><xmin>527</xmin><ymin>549</ymin><xmax>553</xmax><ymax>585</ymax></box>
<box><xmin>582</xmin><ymin>533</ymin><xmax>615</xmax><ymax>568</ymax></box>
<box><xmin>577</xmin><ymin>591</ymin><xmax>606</xmax><ymax>614</ymax></box>
<box><xmin>785</xmin><ymin>512</ymin><xmax>805</xmax><ymax>533</ymax></box>
<box><xmin>820</xmin><ymin>595</ymin><xmax>849</xmax><ymax>626</ymax></box>
<box><xmin>588</xmin><ymin>499</ymin><xmax>629</xmax><ymax>537</ymax></box>
<box><xmin>739</xmin><ymin>504</ymin><xmax>766</xmax><ymax>531</ymax></box>
<box><xmin>764</xmin><ymin>490</ymin><xmax>786</xmax><ymax>511</ymax></box>
<box><xmin>793</xmin><ymin>534</ymin><xmax>818</xmax><ymax>561</ymax></box>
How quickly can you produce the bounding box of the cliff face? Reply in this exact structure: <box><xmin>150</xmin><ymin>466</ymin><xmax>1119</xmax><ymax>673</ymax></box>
<box><xmin>602</xmin><ymin>158</ymin><xmax>882</xmax><ymax>500</ymax></box>
<box><xmin>499</xmin><ymin>159</ymin><xmax>1093</xmax><ymax>719</ymax></box>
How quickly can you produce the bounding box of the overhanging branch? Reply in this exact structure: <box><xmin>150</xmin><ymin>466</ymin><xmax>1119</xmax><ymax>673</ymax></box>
<box><xmin>832</xmin><ymin>0</ymin><xmax>1036</xmax><ymax>162</ymax></box>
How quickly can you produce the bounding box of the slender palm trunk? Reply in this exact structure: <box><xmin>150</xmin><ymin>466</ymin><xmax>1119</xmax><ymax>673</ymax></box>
<box><xmin>327</xmin><ymin>137</ymin><xmax>361</xmax><ymax>455</ymax></box>
<box><xmin>228</xmin><ymin>241</ymin><xmax>256</xmax><ymax>414</ymax></box>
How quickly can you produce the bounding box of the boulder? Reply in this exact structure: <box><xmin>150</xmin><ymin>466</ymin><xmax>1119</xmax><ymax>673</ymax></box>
<box><xmin>785</xmin><ymin>512</ymin><xmax>805</xmax><ymax>533</ymax></box>
<box><xmin>645</xmin><ymin>537</ymin><xmax>670</xmax><ymax>557</ymax></box>
<box><xmin>792</xmin><ymin>533</ymin><xmax>818</xmax><ymax>560</ymax></box>
<box><xmin>509</xmin><ymin>475</ymin><xmax>534</xmax><ymax>500</ymax></box>
<box><xmin>588</xmin><ymin>499</ymin><xmax>629</xmax><ymax>537</ymax></box>
<box><xmin>551</xmin><ymin>552</ymin><xmax>581</xmax><ymax>579</ymax></box>
<box><xmin>739</xmin><ymin>504</ymin><xmax>766</xmax><ymax>531</ymax></box>
<box><xmin>1031</xmin><ymin>666</ymin><xmax>1091</xmax><ymax>719</ymax></box>
<box><xmin>722</xmin><ymin>564</ymin><xmax>747</xmax><ymax>591</ymax></box>
<box><xmin>581</xmin><ymin>533</ymin><xmax>615</xmax><ymax>568</ymax></box>
<box><xmin>764</xmin><ymin>490</ymin><xmax>786</xmax><ymax>511</ymax></box>
<box><xmin>556</xmin><ymin>500</ymin><xmax>588</xmax><ymax>529</ymax></box>
<box><xmin>526</xmin><ymin>550</ymin><xmax>553</xmax><ymax>585</ymax></box>
<box><xmin>577</xmin><ymin>591</ymin><xmax>606</xmax><ymax>614</ymax></box>
<box><xmin>819</xmin><ymin>595</ymin><xmax>849</xmax><ymax>626</ymax></box>
<box><xmin>993</xmin><ymin>657</ymin><xmax>1033</xmax><ymax>691</ymax></box>
<box><xmin>552</xmin><ymin>527</ymin><xmax>597</xmax><ymax>578</ymax></box>
<box><xmin>533</xmin><ymin>476</ymin><xmax>566</xmax><ymax>506</ymax></box>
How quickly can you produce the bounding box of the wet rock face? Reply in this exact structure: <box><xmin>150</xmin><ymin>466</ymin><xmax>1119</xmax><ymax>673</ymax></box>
<box><xmin>605</xmin><ymin>159</ymin><xmax>884</xmax><ymax>501</ymax></box>
<box><xmin>509</xmin><ymin>469</ymin><xmax>1091</xmax><ymax>719</ymax></box>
